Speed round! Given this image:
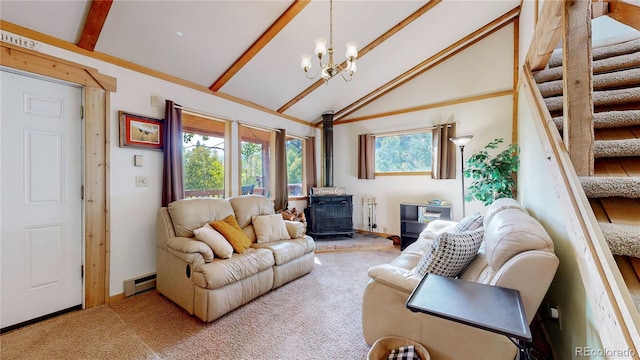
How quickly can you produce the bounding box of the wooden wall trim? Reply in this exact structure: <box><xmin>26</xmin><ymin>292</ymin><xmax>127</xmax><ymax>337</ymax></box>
<box><xmin>0</xmin><ymin>42</ymin><xmax>111</xmax><ymax>309</ymax></box>
<box><xmin>526</xmin><ymin>0</ymin><xmax>563</xmax><ymax>71</ymax></box>
<box><xmin>522</xmin><ymin>63</ymin><xmax>640</xmax><ymax>354</ymax></box>
<box><xmin>512</xmin><ymin>16</ymin><xmax>520</xmax><ymax>144</ymax></box>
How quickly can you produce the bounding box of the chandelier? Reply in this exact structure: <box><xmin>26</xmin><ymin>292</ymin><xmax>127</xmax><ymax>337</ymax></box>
<box><xmin>300</xmin><ymin>0</ymin><xmax>358</xmax><ymax>83</ymax></box>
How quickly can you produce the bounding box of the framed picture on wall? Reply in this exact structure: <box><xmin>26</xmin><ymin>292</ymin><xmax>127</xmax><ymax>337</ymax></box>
<box><xmin>119</xmin><ymin>111</ymin><xmax>164</xmax><ymax>150</ymax></box>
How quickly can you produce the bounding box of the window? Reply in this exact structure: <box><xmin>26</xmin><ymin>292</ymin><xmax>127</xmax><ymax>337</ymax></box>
<box><xmin>239</xmin><ymin>125</ymin><xmax>272</xmax><ymax>197</ymax></box>
<box><xmin>182</xmin><ymin>113</ymin><xmax>227</xmax><ymax>198</ymax></box>
<box><xmin>286</xmin><ymin>137</ymin><xmax>303</xmax><ymax>197</ymax></box>
<box><xmin>374</xmin><ymin>130</ymin><xmax>433</xmax><ymax>175</ymax></box>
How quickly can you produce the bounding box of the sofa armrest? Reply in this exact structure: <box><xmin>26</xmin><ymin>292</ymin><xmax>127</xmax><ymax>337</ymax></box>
<box><xmin>368</xmin><ymin>264</ymin><xmax>423</xmax><ymax>294</ymax></box>
<box><xmin>167</xmin><ymin>237</ymin><xmax>214</xmax><ymax>263</ymax></box>
<box><xmin>419</xmin><ymin>220</ymin><xmax>458</xmax><ymax>240</ymax></box>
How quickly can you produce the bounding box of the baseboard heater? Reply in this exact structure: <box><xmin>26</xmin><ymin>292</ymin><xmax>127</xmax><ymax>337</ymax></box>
<box><xmin>124</xmin><ymin>272</ymin><xmax>156</xmax><ymax>297</ymax></box>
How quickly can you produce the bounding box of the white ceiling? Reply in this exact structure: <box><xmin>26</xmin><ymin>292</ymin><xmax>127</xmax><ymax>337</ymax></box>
<box><xmin>0</xmin><ymin>0</ymin><xmax>521</xmax><ymax>124</ymax></box>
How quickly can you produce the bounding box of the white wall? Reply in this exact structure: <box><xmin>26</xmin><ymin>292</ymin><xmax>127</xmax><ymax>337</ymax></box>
<box><xmin>335</xmin><ymin>24</ymin><xmax>515</xmax><ymax>234</ymax></box>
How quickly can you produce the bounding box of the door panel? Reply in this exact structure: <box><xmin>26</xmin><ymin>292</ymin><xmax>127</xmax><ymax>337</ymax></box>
<box><xmin>1</xmin><ymin>70</ymin><xmax>83</xmax><ymax>329</ymax></box>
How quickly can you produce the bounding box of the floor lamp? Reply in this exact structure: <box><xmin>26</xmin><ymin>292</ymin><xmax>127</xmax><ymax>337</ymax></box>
<box><xmin>449</xmin><ymin>135</ymin><xmax>473</xmax><ymax>219</ymax></box>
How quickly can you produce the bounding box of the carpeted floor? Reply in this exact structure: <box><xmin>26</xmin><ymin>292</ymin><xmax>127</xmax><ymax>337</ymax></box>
<box><xmin>1</xmin><ymin>248</ymin><xmax>400</xmax><ymax>360</ymax></box>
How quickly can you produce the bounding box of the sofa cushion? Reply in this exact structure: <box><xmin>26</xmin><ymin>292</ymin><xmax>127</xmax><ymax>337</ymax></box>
<box><xmin>228</xmin><ymin>195</ymin><xmax>275</xmax><ymax>228</ymax></box>
<box><xmin>483</xmin><ymin>198</ymin><xmax>528</xmax><ymax>228</ymax></box>
<box><xmin>193</xmin><ymin>223</ymin><xmax>234</xmax><ymax>259</ymax></box>
<box><xmin>168</xmin><ymin>198</ymin><xmax>234</xmax><ymax>238</ymax></box>
<box><xmin>193</xmin><ymin>248</ymin><xmax>275</xmax><ymax>290</ymax></box>
<box><xmin>454</xmin><ymin>212</ymin><xmax>483</xmax><ymax>233</ymax></box>
<box><xmin>252</xmin><ymin>214</ymin><xmax>291</xmax><ymax>243</ymax></box>
<box><xmin>211</xmin><ymin>215</ymin><xmax>252</xmax><ymax>254</ymax></box>
<box><xmin>252</xmin><ymin>236</ymin><xmax>314</xmax><ymax>265</ymax></box>
<box><xmin>414</xmin><ymin>228</ymin><xmax>484</xmax><ymax>278</ymax></box>
<box><xmin>484</xmin><ymin>209</ymin><xmax>554</xmax><ymax>271</ymax></box>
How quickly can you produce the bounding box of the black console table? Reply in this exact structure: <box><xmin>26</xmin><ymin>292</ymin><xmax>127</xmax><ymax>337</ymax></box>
<box><xmin>305</xmin><ymin>195</ymin><xmax>354</xmax><ymax>238</ymax></box>
<box><xmin>406</xmin><ymin>274</ymin><xmax>532</xmax><ymax>359</ymax></box>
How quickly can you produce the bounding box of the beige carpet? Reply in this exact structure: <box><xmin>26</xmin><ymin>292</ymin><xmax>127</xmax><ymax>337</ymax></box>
<box><xmin>1</xmin><ymin>248</ymin><xmax>400</xmax><ymax>360</ymax></box>
<box><xmin>314</xmin><ymin>232</ymin><xmax>395</xmax><ymax>252</ymax></box>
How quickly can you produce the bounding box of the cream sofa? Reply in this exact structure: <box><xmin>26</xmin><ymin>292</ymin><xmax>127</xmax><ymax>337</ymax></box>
<box><xmin>156</xmin><ymin>195</ymin><xmax>315</xmax><ymax>322</ymax></box>
<box><xmin>362</xmin><ymin>198</ymin><xmax>559</xmax><ymax>360</ymax></box>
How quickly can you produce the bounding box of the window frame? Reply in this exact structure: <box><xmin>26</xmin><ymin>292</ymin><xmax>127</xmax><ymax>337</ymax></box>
<box><xmin>285</xmin><ymin>135</ymin><xmax>307</xmax><ymax>200</ymax></box>
<box><xmin>181</xmin><ymin>111</ymin><xmax>230</xmax><ymax>198</ymax></box>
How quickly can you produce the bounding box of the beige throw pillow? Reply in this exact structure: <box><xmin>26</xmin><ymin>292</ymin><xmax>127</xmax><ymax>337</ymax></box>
<box><xmin>252</xmin><ymin>214</ymin><xmax>291</xmax><ymax>243</ymax></box>
<box><xmin>193</xmin><ymin>223</ymin><xmax>234</xmax><ymax>259</ymax></box>
<box><xmin>284</xmin><ymin>220</ymin><xmax>305</xmax><ymax>238</ymax></box>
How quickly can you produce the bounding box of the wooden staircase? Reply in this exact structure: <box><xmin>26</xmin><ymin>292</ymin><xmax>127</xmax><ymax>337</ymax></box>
<box><xmin>533</xmin><ymin>38</ymin><xmax>640</xmax><ymax>307</ymax></box>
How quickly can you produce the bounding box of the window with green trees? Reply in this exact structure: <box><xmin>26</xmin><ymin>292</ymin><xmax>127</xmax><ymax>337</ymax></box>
<box><xmin>240</xmin><ymin>125</ymin><xmax>271</xmax><ymax>197</ymax></box>
<box><xmin>182</xmin><ymin>113</ymin><xmax>226</xmax><ymax>198</ymax></box>
<box><xmin>286</xmin><ymin>137</ymin><xmax>303</xmax><ymax>196</ymax></box>
<box><xmin>374</xmin><ymin>130</ymin><xmax>433</xmax><ymax>174</ymax></box>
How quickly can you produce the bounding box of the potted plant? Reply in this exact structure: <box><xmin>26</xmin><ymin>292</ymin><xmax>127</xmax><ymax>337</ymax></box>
<box><xmin>463</xmin><ymin>138</ymin><xmax>519</xmax><ymax>206</ymax></box>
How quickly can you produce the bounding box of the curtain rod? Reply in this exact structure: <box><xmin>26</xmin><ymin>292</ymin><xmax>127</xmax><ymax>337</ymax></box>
<box><xmin>174</xmin><ymin>105</ymin><xmax>232</xmax><ymax>122</ymax></box>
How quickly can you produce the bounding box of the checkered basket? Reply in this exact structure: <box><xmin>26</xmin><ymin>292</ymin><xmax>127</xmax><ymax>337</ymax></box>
<box><xmin>366</xmin><ymin>336</ymin><xmax>430</xmax><ymax>360</ymax></box>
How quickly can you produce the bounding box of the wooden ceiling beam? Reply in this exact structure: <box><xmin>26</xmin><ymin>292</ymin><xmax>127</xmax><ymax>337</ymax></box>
<box><xmin>330</xmin><ymin>7</ymin><xmax>520</xmax><ymax>124</ymax></box>
<box><xmin>209</xmin><ymin>0</ymin><xmax>310</xmax><ymax>92</ymax></box>
<box><xmin>77</xmin><ymin>0</ymin><xmax>113</xmax><ymax>51</ymax></box>
<box><xmin>277</xmin><ymin>0</ymin><xmax>442</xmax><ymax>114</ymax></box>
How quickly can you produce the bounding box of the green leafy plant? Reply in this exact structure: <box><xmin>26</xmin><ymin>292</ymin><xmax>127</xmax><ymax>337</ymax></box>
<box><xmin>463</xmin><ymin>138</ymin><xmax>520</xmax><ymax>206</ymax></box>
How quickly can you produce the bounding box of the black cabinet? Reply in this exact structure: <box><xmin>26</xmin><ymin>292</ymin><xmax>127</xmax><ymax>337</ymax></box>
<box><xmin>400</xmin><ymin>203</ymin><xmax>451</xmax><ymax>250</ymax></box>
<box><xmin>306</xmin><ymin>195</ymin><xmax>354</xmax><ymax>238</ymax></box>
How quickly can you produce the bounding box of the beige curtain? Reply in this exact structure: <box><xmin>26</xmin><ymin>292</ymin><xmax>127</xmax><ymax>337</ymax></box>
<box><xmin>304</xmin><ymin>136</ymin><xmax>317</xmax><ymax>192</ymax></box>
<box><xmin>274</xmin><ymin>129</ymin><xmax>288</xmax><ymax>211</ymax></box>
<box><xmin>432</xmin><ymin>123</ymin><xmax>457</xmax><ymax>179</ymax></box>
<box><xmin>162</xmin><ymin>100</ymin><xmax>184</xmax><ymax>206</ymax></box>
<box><xmin>358</xmin><ymin>134</ymin><xmax>375</xmax><ymax>179</ymax></box>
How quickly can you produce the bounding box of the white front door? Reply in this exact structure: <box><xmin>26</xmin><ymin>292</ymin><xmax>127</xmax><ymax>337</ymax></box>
<box><xmin>1</xmin><ymin>69</ymin><xmax>83</xmax><ymax>329</ymax></box>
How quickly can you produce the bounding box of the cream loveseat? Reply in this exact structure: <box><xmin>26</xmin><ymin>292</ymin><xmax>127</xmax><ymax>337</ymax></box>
<box><xmin>362</xmin><ymin>198</ymin><xmax>559</xmax><ymax>360</ymax></box>
<box><xmin>157</xmin><ymin>195</ymin><xmax>315</xmax><ymax>322</ymax></box>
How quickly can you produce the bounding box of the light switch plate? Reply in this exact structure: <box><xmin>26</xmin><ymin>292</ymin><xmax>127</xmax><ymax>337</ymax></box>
<box><xmin>134</xmin><ymin>155</ymin><xmax>143</xmax><ymax>167</ymax></box>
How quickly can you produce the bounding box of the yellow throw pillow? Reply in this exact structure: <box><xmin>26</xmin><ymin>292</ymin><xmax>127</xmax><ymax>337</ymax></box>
<box><xmin>211</xmin><ymin>215</ymin><xmax>252</xmax><ymax>254</ymax></box>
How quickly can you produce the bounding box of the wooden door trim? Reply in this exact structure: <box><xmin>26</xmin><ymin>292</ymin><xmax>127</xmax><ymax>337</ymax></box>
<box><xmin>1</xmin><ymin>42</ymin><xmax>114</xmax><ymax>308</ymax></box>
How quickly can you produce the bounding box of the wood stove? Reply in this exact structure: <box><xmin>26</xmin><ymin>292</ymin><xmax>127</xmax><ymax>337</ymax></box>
<box><xmin>304</xmin><ymin>110</ymin><xmax>354</xmax><ymax>238</ymax></box>
<box><xmin>306</xmin><ymin>194</ymin><xmax>354</xmax><ymax>238</ymax></box>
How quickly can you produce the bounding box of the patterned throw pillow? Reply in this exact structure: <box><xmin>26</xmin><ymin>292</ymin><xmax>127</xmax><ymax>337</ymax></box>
<box><xmin>454</xmin><ymin>212</ymin><xmax>484</xmax><ymax>233</ymax></box>
<box><xmin>415</xmin><ymin>228</ymin><xmax>484</xmax><ymax>277</ymax></box>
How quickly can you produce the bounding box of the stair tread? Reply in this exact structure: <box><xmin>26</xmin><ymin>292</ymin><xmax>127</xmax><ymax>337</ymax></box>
<box><xmin>539</xmin><ymin>68</ymin><xmax>640</xmax><ymax>98</ymax></box>
<box><xmin>554</xmin><ymin>110</ymin><xmax>640</xmax><ymax>132</ymax></box>
<box><xmin>580</xmin><ymin>176</ymin><xmax>640</xmax><ymax>198</ymax></box>
<box><xmin>535</xmin><ymin>52</ymin><xmax>640</xmax><ymax>83</ymax></box>
<box><xmin>594</xmin><ymin>138</ymin><xmax>640</xmax><ymax>158</ymax></box>
<box><xmin>545</xmin><ymin>87</ymin><xmax>640</xmax><ymax>112</ymax></box>
<box><xmin>600</xmin><ymin>222</ymin><xmax>640</xmax><ymax>257</ymax></box>
<box><xmin>548</xmin><ymin>38</ymin><xmax>640</xmax><ymax>68</ymax></box>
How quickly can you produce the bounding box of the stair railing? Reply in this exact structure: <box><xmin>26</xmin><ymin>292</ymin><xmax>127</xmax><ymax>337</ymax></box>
<box><xmin>523</xmin><ymin>0</ymin><xmax>640</xmax><ymax>356</ymax></box>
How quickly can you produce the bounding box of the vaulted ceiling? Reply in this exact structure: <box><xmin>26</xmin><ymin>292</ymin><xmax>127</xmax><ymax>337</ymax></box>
<box><xmin>0</xmin><ymin>0</ymin><xmax>521</xmax><ymax>125</ymax></box>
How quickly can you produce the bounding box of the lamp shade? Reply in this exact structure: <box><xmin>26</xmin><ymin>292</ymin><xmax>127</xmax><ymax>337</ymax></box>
<box><xmin>346</xmin><ymin>41</ymin><xmax>358</xmax><ymax>59</ymax></box>
<box><xmin>315</xmin><ymin>38</ymin><xmax>327</xmax><ymax>56</ymax></box>
<box><xmin>450</xmin><ymin>135</ymin><xmax>473</xmax><ymax>147</ymax></box>
<box><xmin>301</xmin><ymin>54</ymin><xmax>312</xmax><ymax>71</ymax></box>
